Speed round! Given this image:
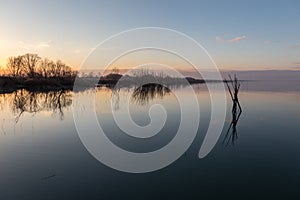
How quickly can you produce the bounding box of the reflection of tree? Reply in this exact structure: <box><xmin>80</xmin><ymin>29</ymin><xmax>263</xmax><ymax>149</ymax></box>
<box><xmin>12</xmin><ymin>90</ymin><xmax>27</xmax><ymax>122</ymax></box>
<box><xmin>223</xmin><ymin>75</ymin><xmax>242</xmax><ymax>146</ymax></box>
<box><xmin>9</xmin><ymin>90</ymin><xmax>72</xmax><ymax>122</ymax></box>
<box><xmin>131</xmin><ymin>83</ymin><xmax>170</xmax><ymax>105</ymax></box>
<box><xmin>111</xmin><ymin>87</ymin><xmax>120</xmax><ymax>111</ymax></box>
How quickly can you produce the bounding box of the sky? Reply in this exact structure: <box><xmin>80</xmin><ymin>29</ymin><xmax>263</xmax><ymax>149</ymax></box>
<box><xmin>0</xmin><ymin>0</ymin><xmax>300</xmax><ymax>71</ymax></box>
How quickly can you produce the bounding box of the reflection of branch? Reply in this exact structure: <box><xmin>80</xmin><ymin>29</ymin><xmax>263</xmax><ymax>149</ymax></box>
<box><xmin>223</xmin><ymin>105</ymin><xmax>242</xmax><ymax>146</ymax></box>
<box><xmin>223</xmin><ymin>75</ymin><xmax>242</xmax><ymax>146</ymax></box>
<box><xmin>111</xmin><ymin>88</ymin><xmax>120</xmax><ymax>111</ymax></box>
<box><xmin>10</xmin><ymin>90</ymin><xmax>72</xmax><ymax>123</ymax></box>
<box><xmin>1</xmin><ymin>119</ymin><xmax>6</xmax><ymax>135</ymax></box>
<box><xmin>13</xmin><ymin>90</ymin><xmax>27</xmax><ymax>123</ymax></box>
<box><xmin>131</xmin><ymin>83</ymin><xmax>170</xmax><ymax>105</ymax></box>
<box><xmin>15</xmin><ymin>110</ymin><xmax>25</xmax><ymax>124</ymax></box>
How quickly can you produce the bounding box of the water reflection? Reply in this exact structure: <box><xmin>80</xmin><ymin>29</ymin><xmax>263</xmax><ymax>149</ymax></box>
<box><xmin>131</xmin><ymin>83</ymin><xmax>171</xmax><ymax>105</ymax></box>
<box><xmin>223</xmin><ymin>75</ymin><xmax>243</xmax><ymax>146</ymax></box>
<box><xmin>223</xmin><ymin>101</ymin><xmax>242</xmax><ymax>146</ymax></box>
<box><xmin>111</xmin><ymin>87</ymin><xmax>120</xmax><ymax>111</ymax></box>
<box><xmin>0</xmin><ymin>90</ymin><xmax>72</xmax><ymax>122</ymax></box>
<box><xmin>1</xmin><ymin>80</ymin><xmax>300</xmax><ymax>199</ymax></box>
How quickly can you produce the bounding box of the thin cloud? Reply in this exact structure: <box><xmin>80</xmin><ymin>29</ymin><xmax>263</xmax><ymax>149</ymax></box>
<box><xmin>264</xmin><ymin>40</ymin><xmax>272</xmax><ymax>44</ymax></box>
<box><xmin>293</xmin><ymin>66</ymin><xmax>300</xmax><ymax>70</ymax></box>
<box><xmin>216</xmin><ymin>35</ymin><xmax>247</xmax><ymax>43</ymax></box>
<box><xmin>73</xmin><ymin>47</ymin><xmax>101</xmax><ymax>54</ymax></box>
<box><xmin>228</xmin><ymin>35</ymin><xmax>247</xmax><ymax>43</ymax></box>
<box><xmin>216</xmin><ymin>36</ymin><xmax>224</xmax><ymax>42</ymax></box>
<box><xmin>264</xmin><ymin>40</ymin><xmax>279</xmax><ymax>45</ymax></box>
<box><xmin>38</xmin><ymin>41</ymin><xmax>51</xmax><ymax>48</ymax></box>
<box><xmin>18</xmin><ymin>40</ymin><xmax>52</xmax><ymax>51</ymax></box>
<box><xmin>73</xmin><ymin>49</ymin><xmax>82</xmax><ymax>54</ymax></box>
<box><xmin>264</xmin><ymin>40</ymin><xmax>273</xmax><ymax>44</ymax></box>
<box><xmin>291</xmin><ymin>45</ymin><xmax>300</xmax><ymax>48</ymax></box>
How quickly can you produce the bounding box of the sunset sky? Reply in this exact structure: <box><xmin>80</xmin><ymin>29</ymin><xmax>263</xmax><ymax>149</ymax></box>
<box><xmin>0</xmin><ymin>0</ymin><xmax>300</xmax><ymax>71</ymax></box>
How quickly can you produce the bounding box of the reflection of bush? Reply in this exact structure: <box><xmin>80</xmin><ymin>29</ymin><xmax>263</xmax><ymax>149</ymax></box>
<box><xmin>3</xmin><ymin>90</ymin><xmax>72</xmax><ymax>122</ymax></box>
<box><xmin>132</xmin><ymin>83</ymin><xmax>171</xmax><ymax>105</ymax></box>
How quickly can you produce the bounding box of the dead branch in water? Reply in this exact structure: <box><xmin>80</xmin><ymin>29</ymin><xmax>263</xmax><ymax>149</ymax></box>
<box><xmin>223</xmin><ymin>74</ymin><xmax>242</xmax><ymax>146</ymax></box>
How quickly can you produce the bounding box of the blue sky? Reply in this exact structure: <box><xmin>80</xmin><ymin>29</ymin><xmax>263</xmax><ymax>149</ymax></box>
<box><xmin>0</xmin><ymin>0</ymin><xmax>300</xmax><ymax>70</ymax></box>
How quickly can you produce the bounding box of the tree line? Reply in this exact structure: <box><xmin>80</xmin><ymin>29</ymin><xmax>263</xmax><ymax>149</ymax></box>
<box><xmin>6</xmin><ymin>53</ymin><xmax>77</xmax><ymax>78</ymax></box>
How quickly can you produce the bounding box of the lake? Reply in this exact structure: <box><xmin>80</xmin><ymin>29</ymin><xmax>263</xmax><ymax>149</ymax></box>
<box><xmin>0</xmin><ymin>80</ymin><xmax>299</xmax><ymax>199</ymax></box>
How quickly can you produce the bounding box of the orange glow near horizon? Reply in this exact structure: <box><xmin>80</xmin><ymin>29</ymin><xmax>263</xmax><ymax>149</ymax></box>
<box><xmin>1</xmin><ymin>49</ymin><xmax>300</xmax><ymax>74</ymax></box>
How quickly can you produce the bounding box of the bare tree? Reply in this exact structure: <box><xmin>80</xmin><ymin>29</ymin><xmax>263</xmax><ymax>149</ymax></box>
<box><xmin>22</xmin><ymin>53</ymin><xmax>40</xmax><ymax>78</ymax></box>
<box><xmin>5</xmin><ymin>53</ymin><xmax>76</xmax><ymax>79</ymax></box>
<box><xmin>38</xmin><ymin>58</ymin><xmax>57</xmax><ymax>78</ymax></box>
<box><xmin>60</xmin><ymin>63</ymin><xmax>72</xmax><ymax>77</ymax></box>
<box><xmin>6</xmin><ymin>57</ymin><xmax>15</xmax><ymax>76</ymax></box>
<box><xmin>48</xmin><ymin>60</ymin><xmax>56</xmax><ymax>77</ymax></box>
<box><xmin>53</xmin><ymin>60</ymin><xmax>73</xmax><ymax>78</ymax></box>
<box><xmin>6</xmin><ymin>56</ymin><xmax>23</xmax><ymax>77</ymax></box>
<box><xmin>56</xmin><ymin>61</ymin><xmax>61</xmax><ymax>77</ymax></box>
<box><xmin>112</xmin><ymin>67</ymin><xmax>119</xmax><ymax>74</ymax></box>
<box><xmin>38</xmin><ymin>58</ymin><xmax>49</xmax><ymax>78</ymax></box>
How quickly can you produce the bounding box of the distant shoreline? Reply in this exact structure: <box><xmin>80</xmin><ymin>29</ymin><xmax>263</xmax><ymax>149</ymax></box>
<box><xmin>0</xmin><ymin>74</ymin><xmax>228</xmax><ymax>94</ymax></box>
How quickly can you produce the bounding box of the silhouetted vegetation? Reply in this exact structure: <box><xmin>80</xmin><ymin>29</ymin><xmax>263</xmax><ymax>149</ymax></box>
<box><xmin>0</xmin><ymin>53</ymin><xmax>77</xmax><ymax>92</ymax></box>
<box><xmin>98</xmin><ymin>68</ymin><xmax>205</xmax><ymax>88</ymax></box>
<box><xmin>1</xmin><ymin>59</ymin><xmax>233</xmax><ymax>94</ymax></box>
<box><xmin>6</xmin><ymin>53</ymin><xmax>76</xmax><ymax>78</ymax></box>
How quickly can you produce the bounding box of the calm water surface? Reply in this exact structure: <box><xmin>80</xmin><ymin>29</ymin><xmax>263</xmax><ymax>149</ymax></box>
<box><xmin>0</xmin><ymin>81</ymin><xmax>299</xmax><ymax>199</ymax></box>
